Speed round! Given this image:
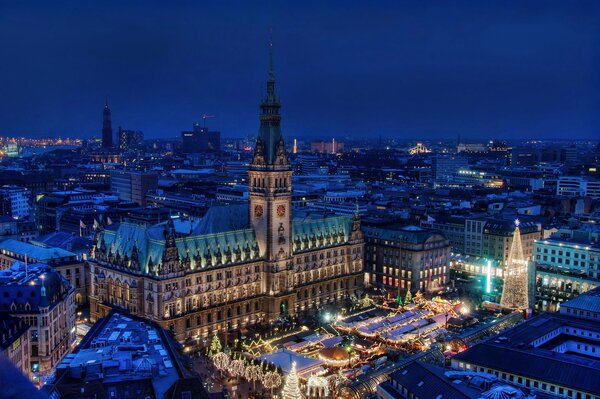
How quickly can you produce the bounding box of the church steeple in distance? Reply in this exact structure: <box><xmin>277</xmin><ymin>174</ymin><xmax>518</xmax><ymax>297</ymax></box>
<box><xmin>102</xmin><ymin>99</ymin><xmax>113</xmax><ymax>148</ymax></box>
<box><xmin>251</xmin><ymin>36</ymin><xmax>288</xmax><ymax>168</ymax></box>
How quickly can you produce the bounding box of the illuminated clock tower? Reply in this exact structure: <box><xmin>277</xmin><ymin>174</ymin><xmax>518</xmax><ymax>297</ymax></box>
<box><xmin>249</xmin><ymin>39</ymin><xmax>294</xmax><ymax>321</ymax></box>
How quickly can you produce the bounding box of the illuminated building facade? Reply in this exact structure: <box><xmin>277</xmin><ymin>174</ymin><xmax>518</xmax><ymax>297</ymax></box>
<box><xmin>0</xmin><ymin>262</ymin><xmax>75</xmax><ymax>375</ymax></box>
<box><xmin>363</xmin><ymin>226</ymin><xmax>450</xmax><ymax>295</ymax></box>
<box><xmin>534</xmin><ymin>237</ymin><xmax>599</xmax><ymax>311</ymax></box>
<box><xmin>89</xmin><ymin>46</ymin><xmax>364</xmax><ymax>342</ymax></box>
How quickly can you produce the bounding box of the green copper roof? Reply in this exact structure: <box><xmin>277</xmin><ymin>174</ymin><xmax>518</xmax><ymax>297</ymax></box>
<box><xmin>95</xmin><ymin>221</ymin><xmax>259</xmax><ymax>275</ymax></box>
<box><xmin>292</xmin><ymin>215</ymin><xmax>354</xmax><ymax>253</ymax></box>
<box><xmin>253</xmin><ymin>39</ymin><xmax>287</xmax><ymax>166</ymax></box>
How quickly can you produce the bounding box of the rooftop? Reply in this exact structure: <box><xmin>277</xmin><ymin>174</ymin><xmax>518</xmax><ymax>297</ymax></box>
<box><xmin>0</xmin><ymin>239</ymin><xmax>78</xmax><ymax>262</ymax></box>
<box><xmin>52</xmin><ymin>311</ymin><xmax>209</xmax><ymax>399</ymax></box>
<box><xmin>453</xmin><ymin>293</ymin><xmax>600</xmax><ymax>395</ymax></box>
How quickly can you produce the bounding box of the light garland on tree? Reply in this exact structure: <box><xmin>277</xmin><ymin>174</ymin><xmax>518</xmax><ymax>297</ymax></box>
<box><xmin>245</xmin><ymin>364</ymin><xmax>263</xmax><ymax>391</ymax></box>
<box><xmin>212</xmin><ymin>352</ymin><xmax>230</xmax><ymax>374</ymax></box>
<box><xmin>306</xmin><ymin>375</ymin><xmax>329</xmax><ymax>397</ymax></box>
<box><xmin>230</xmin><ymin>359</ymin><xmax>245</xmax><ymax>378</ymax></box>
<box><xmin>262</xmin><ymin>371</ymin><xmax>283</xmax><ymax>397</ymax></box>
<box><xmin>500</xmin><ymin>222</ymin><xmax>530</xmax><ymax>310</ymax></box>
<box><xmin>282</xmin><ymin>361</ymin><xmax>303</xmax><ymax>399</ymax></box>
<box><xmin>208</xmin><ymin>335</ymin><xmax>222</xmax><ymax>357</ymax></box>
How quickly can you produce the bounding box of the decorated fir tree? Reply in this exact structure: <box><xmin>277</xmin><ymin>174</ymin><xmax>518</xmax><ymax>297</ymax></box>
<box><xmin>414</xmin><ymin>290</ymin><xmax>423</xmax><ymax>304</ymax></box>
<box><xmin>396</xmin><ymin>291</ymin><xmax>403</xmax><ymax>306</ymax></box>
<box><xmin>282</xmin><ymin>361</ymin><xmax>303</xmax><ymax>399</ymax></box>
<box><xmin>404</xmin><ymin>290</ymin><xmax>412</xmax><ymax>304</ymax></box>
<box><xmin>208</xmin><ymin>335</ymin><xmax>222</xmax><ymax>357</ymax></box>
<box><xmin>362</xmin><ymin>294</ymin><xmax>372</xmax><ymax>308</ymax></box>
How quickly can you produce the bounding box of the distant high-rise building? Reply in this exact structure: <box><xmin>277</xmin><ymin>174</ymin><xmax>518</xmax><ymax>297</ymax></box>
<box><xmin>0</xmin><ymin>185</ymin><xmax>30</xmax><ymax>219</ymax></box>
<box><xmin>102</xmin><ymin>101</ymin><xmax>113</xmax><ymax>148</ymax></box>
<box><xmin>110</xmin><ymin>170</ymin><xmax>158</xmax><ymax>206</ymax></box>
<box><xmin>117</xmin><ymin>127</ymin><xmax>144</xmax><ymax>151</ymax></box>
<box><xmin>181</xmin><ymin>124</ymin><xmax>220</xmax><ymax>154</ymax></box>
<box><xmin>311</xmin><ymin>139</ymin><xmax>344</xmax><ymax>154</ymax></box>
<box><xmin>432</xmin><ymin>154</ymin><xmax>468</xmax><ymax>186</ymax></box>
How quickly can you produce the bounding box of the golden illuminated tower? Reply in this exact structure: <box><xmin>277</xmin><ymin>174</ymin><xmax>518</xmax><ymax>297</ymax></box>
<box><xmin>248</xmin><ymin>38</ymin><xmax>295</xmax><ymax>320</ymax></box>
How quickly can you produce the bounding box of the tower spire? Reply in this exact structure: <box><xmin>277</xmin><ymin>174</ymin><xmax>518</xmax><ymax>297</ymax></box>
<box><xmin>102</xmin><ymin>98</ymin><xmax>113</xmax><ymax>148</ymax></box>
<box><xmin>268</xmin><ymin>28</ymin><xmax>274</xmax><ymax>82</ymax></box>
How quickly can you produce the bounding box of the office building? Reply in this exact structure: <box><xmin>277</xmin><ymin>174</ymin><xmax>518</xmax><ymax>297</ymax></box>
<box><xmin>181</xmin><ymin>124</ymin><xmax>221</xmax><ymax>154</ymax></box>
<box><xmin>363</xmin><ymin>225</ymin><xmax>450</xmax><ymax>295</ymax></box>
<box><xmin>557</xmin><ymin>176</ymin><xmax>600</xmax><ymax>199</ymax></box>
<box><xmin>452</xmin><ymin>288</ymin><xmax>600</xmax><ymax>399</ymax></box>
<box><xmin>117</xmin><ymin>127</ymin><xmax>144</xmax><ymax>151</ymax></box>
<box><xmin>534</xmin><ymin>235</ymin><xmax>600</xmax><ymax>311</ymax></box>
<box><xmin>432</xmin><ymin>154</ymin><xmax>468</xmax><ymax>186</ymax></box>
<box><xmin>0</xmin><ymin>185</ymin><xmax>30</xmax><ymax>220</ymax></box>
<box><xmin>0</xmin><ymin>262</ymin><xmax>75</xmax><ymax>376</ymax></box>
<box><xmin>424</xmin><ymin>217</ymin><xmax>540</xmax><ymax>263</ymax></box>
<box><xmin>111</xmin><ymin>170</ymin><xmax>158</xmax><ymax>206</ymax></box>
<box><xmin>452</xmin><ymin>169</ymin><xmax>504</xmax><ymax>188</ymax></box>
<box><xmin>89</xmin><ymin>48</ymin><xmax>364</xmax><ymax>342</ymax></box>
<box><xmin>46</xmin><ymin>311</ymin><xmax>211</xmax><ymax>399</ymax></box>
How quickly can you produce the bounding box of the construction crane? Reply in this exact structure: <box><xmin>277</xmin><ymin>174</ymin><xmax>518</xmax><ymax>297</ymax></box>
<box><xmin>202</xmin><ymin>114</ymin><xmax>215</xmax><ymax>128</ymax></box>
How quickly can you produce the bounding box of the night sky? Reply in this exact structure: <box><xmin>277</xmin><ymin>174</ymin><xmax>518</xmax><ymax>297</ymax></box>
<box><xmin>0</xmin><ymin>1</ymin><xmax>598</xmax><ymax>140</ymax></box>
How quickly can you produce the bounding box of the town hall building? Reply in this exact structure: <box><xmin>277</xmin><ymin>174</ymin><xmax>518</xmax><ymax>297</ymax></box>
<box><xmin>88</xmin><ymin>46</ymin><xmax>364</xmax><ymax>342</ymax></box>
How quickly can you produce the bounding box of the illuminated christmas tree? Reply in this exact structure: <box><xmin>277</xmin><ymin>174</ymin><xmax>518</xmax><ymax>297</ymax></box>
<box><xmin>208</xmin><ymin>335</ymin><xmax>222</xmax><ymax>357</ymax></box>
<box><xmin>404</xmin><ymin>290</ymin><xmax>412</xmax><ymax>304</ymax></box>
<box><xmin>282</xmin><ymin>361</ymin><xmax>303</xmax><ymax>399</ymax></box>
<box><xmin>414</xmin><ymin>290</ymin><xmax>424</xmax><ymax>304</ymax></box>
<box><xmin>396</xmin><ymin>291</ymin><xmax>403</xmax><ymax>306</ymax></box>
<box><xmin>362</xmin><ymin>294</ymin><xmax>372</xmax><ymax>308</ymax></box>
<box><xmin>500</xmin><ymin>220</ymin><xmax>530</xmax><ymax>310</ymax></box>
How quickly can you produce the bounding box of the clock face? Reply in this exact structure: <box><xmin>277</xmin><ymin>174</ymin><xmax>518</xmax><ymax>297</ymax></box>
<box><xmin>277</xmin><ymin>205</ymin><xmax>286</xmax><ymax>217</ymax></box>
<box><xmin>254</xmin><ymin>205</ymin><xmax>263</xmax><ymax>218</ymax></box>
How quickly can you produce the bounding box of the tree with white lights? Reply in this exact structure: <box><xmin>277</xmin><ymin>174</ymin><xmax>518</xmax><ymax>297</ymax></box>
<box><xmin>282</xmin><ymin>361</ymin><xmax>303</xmax><ymax>399</ymax></box>
<box><xmin>212</xmin><ymin>352</ymin><xmax>230</xmax><ymax>377</ymax></box>
<box><xmin>263</xmin><ymin>371</ymin><xmax>283</xmax><ymax>397</ymax></box>
<box><xmin>245</xmin><ymin>364</ymin><xmax>263</xmax><ymax>391</ymax></box>
<box><xmin>230</xmin><ymin>359</ymin><xmax>245</xmax><ymax>379</ymax></box>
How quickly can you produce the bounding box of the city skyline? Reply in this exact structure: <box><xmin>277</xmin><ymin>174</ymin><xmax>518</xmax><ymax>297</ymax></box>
<box><xmin>0</xmin><ymin>1</ymin><xmax>598</xmax><ymax>140</ymax></box>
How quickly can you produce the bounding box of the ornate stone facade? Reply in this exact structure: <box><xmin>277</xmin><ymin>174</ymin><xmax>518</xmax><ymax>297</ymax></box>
<box><xmin>88</xmin><ymin>47</ymin><xmax>364</xmax><ymax>342</ymax></box>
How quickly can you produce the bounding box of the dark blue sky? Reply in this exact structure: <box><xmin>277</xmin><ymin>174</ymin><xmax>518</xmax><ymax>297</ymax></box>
<box><xmin>0</xmin><ymin>0</ymin><xmax>598</xmax><ymax>140</ymax></box>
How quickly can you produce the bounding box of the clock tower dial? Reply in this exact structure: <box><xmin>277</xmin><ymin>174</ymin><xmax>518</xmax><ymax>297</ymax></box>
<box><xmin>277</xmin><ymin>205</ymin><xmax>286</xmax><ymax>217</ymax></box>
